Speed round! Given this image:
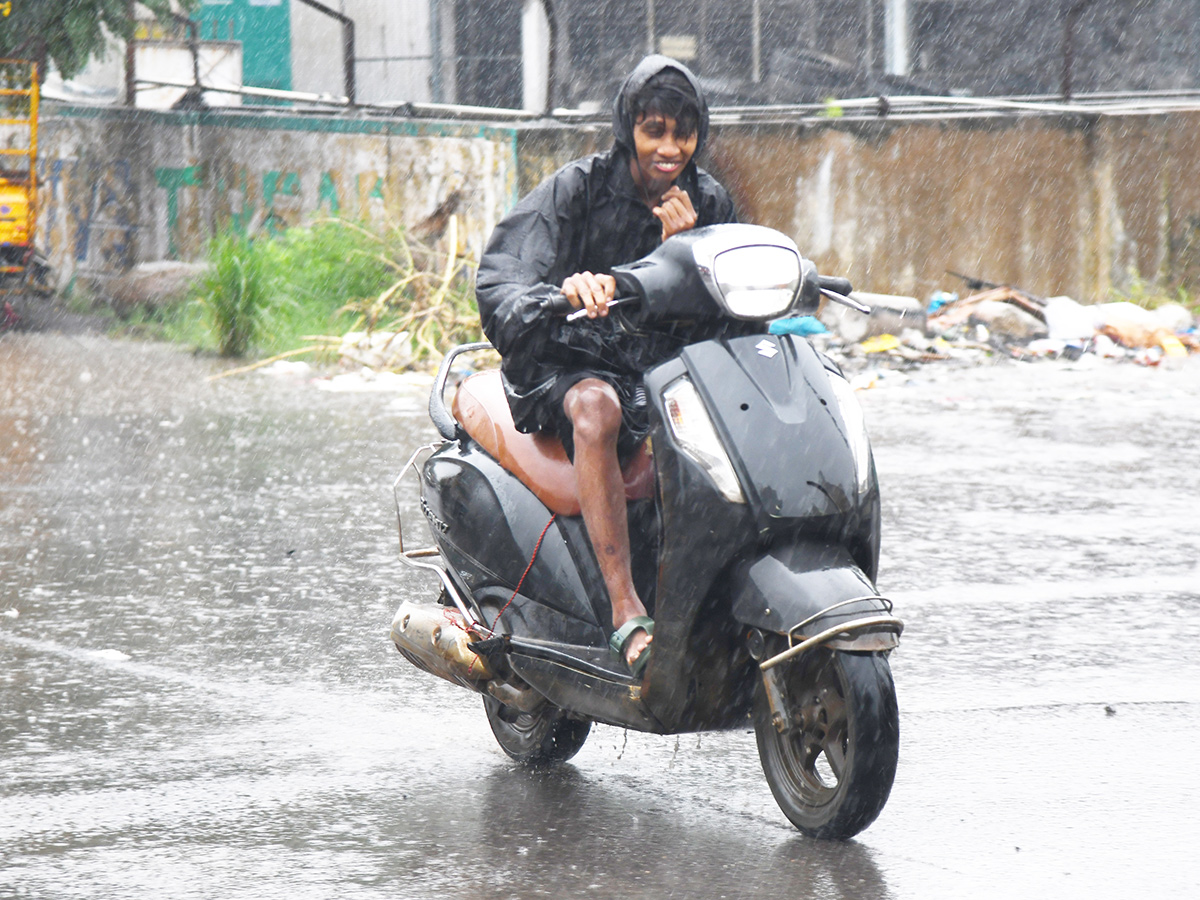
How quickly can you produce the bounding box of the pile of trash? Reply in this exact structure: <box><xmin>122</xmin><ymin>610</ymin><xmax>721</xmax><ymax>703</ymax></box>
<box><xmin>247</xmin><ymin>286</ymin><xmax>1196</xmax><ymax>388</ymax></box>
<box><xmin>778</xmin><ymin>282</ymin><xmax>1198</xmax><ymax>370</ymax></box>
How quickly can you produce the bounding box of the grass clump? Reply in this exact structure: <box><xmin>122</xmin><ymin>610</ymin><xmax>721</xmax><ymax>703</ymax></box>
<box><xmin>196</xmin><ymin>230</ymin><xmax>275</xmax><ymax>357</ymax></box>
<box><xmin>142</xmin><ymin>216</ymin><xmax>480</xmax><ymax>364</ymax></box>
<box><xmin>262</xmin><ymin>218</ymin><xmax>400</xmax><ymax>354</ymax></box>
<box><xmin>337</xmin><ymin>215</ymin><xmax>480</xmax><ymax>363</ymax></box>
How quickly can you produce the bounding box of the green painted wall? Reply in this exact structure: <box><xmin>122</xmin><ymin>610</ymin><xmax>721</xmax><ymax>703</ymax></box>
<box><xmin>198</xmin><ymin>0</ymin><xmax>292</xmax><ymax>94</ymax></box>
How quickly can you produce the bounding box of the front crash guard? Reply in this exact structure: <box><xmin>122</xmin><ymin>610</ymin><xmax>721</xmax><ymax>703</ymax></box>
<box><xmin>730</xmin><ymin>542</ymin><xmax>904</xmax><ymax>670</ymax></box>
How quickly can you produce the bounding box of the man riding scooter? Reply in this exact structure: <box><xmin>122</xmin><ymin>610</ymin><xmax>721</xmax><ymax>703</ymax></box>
<box><xmin>476</xmin><ymin>56</ymin><xmax>739</xmax><ymax>677</ymax></box>
<box><xmin>396</xmin><ymin>58</ymin><xmax>902</xmax><ymax>840</ymax></box>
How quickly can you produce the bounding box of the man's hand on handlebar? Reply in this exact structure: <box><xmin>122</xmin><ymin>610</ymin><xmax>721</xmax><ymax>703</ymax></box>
<box><xmin>561</xmin><ymin>271</ymin><xmax>617</xmax><ymax>319</ymax></box>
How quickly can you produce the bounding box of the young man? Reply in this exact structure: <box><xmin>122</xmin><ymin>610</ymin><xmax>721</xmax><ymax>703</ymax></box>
<box><xmin>476</xmin><ymin>56</ymin><xmax>737</xmax><ymax>676</ymax></box>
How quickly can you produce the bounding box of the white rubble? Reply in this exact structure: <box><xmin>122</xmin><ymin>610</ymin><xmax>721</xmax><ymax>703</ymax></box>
<box><xmin>338</xmin><ymin>330</ymin><xmax>413</xmax><ymax>370</ymax></box>
<box><xmin>819</xmin><ymin>292</ymin><xmax>925</xmax><ymax>343</ymax></box>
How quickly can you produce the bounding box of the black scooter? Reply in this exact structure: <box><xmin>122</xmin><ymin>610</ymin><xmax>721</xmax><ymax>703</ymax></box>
<box><xmin>390</xmin><ymin>224</ymin><xmax>903</xmax><ymax>840</ymax></box>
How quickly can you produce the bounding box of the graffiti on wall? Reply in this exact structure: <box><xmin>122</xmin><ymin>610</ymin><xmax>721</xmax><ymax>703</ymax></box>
<box><xmin>43</xmin><ymin>156</ymin><xmax>139</xmax><ymax>274</ymax></box>
<box><xmin>152</xmin><ymin>164</ymin><xmax>201</xmax><ymax>258</ymax></box>
<box><xmin>35</xmin><ymin>113</ymin><xmax>517</xmax><ymax>291</ymax></box>
<box><xmin>151</xmin><ymin>163</ymin><xmax>323</xmax><ymax>257</ymax></box>
<box><xmin>39</xmin><ymin>157</ymin><xmax>373</xmax><ymax>285</ymax></box>
<box><xmin>149</xmin><ymin>164</ymin><xmax>463</xmax><ymax>260</ymax></box>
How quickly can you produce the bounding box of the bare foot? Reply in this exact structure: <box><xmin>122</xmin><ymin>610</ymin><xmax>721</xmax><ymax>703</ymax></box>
<box><xmin>622</xmin><ymin>624</ymin><xmax>653</xmax><ymax>668</ymax></box>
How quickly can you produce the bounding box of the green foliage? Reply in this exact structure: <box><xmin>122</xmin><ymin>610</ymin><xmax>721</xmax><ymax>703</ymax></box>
<box><xmin>135</xmin><ymin>216</ymin><xmax>480</xmax><ymax>365</ymax></box>
<box><xmin>196</xmin><ymin>229</ymin><xmax>275</xmax><ymax>358</ymax></box>
<box><xmin>279</xmin><ymin>219</ymin><xmax>396</xmax><ymax>309</ymax></box>
<box><xmin>1111</xmin><ymin>268</ymin><xmax>1197</xmax><ymax>313</ymax></box>
<box><xmin>256</xmin><ymin>218</ymin><xmax>398</xmax><ymax>353</ymax></box>
<box><xmin>332</xmin><ymin>217</ymin><xmax>481</xmax><ymax>363</ymax></box>
<box><xmin>117</xmin><ymin>295</ymin><xmax>213</xmax><ymax>348</ymax></box>
<box><xmin>0</xmin><ymin>0</ymin><xmax>192</xmax><ymax>82</ymax></box>
<box><xmin>0</xmin><ymin>61</ymin><xmax>32</xmax><ymax>117</ymax></box>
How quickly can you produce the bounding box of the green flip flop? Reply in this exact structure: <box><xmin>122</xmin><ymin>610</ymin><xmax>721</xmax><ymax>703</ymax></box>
<box><xmin>609</xmin><ymin>615</ymin><xmax>655</xmax><ymax>678</ymax></box>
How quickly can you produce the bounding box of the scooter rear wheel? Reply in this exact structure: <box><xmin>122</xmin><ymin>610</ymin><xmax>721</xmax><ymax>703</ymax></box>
<box><xmin>754</xmin><ymin>648</ymin><xmax>899</xmax><ymax>840</ymax></box>
<box><xmin>483</xmin><ymin>696</ymin><xmax>591</xmax><ymax>766</ymax></box>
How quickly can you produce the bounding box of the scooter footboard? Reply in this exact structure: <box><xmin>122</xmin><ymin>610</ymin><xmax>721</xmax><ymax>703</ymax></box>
<box><xmin>730</xmin><ymin>542</ymin><xmax>903</xmax><ymax>661</ymax></box>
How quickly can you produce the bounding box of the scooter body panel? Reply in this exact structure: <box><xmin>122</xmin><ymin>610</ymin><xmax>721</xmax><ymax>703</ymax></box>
<box><xmin>421</xmin><ymin>442</ymin><xmax>606</xmax><ymax>644</ymax></box>
<box><xmin>680</xmin><ymin>334</ymin><xmax>871</xmax><ymax>530</ymax></box>
<box><xmin>505</xmin><ymin>653</ymin><xmax>666</xmax><ymax>732</ymax></box>
<box><xmin>636</xmin><ymin>336</ymin><xmax>882</xmax><ymax>731</ymax></box>
<box><xmin>413</xmin><ymin>333</ymin><xmax>886</xmax><ymax>736</ymax></box>
<box><xmin>729</xmin><ymin>542</ymin><xmax>890</xmax><ymax>634</ymax></box>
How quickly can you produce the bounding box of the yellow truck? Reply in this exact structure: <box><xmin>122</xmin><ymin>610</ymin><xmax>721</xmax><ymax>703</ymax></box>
<box><xmin>0</xmin><ymin>59</ymin><xmax>46</xmax><ymax>297</ymax></box>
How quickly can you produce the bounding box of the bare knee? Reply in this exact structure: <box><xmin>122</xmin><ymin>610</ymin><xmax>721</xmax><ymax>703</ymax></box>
<box><xmin>564</xmin><ymin>380</ymin><xmax>621</xmax><ymax>448</ymax></box>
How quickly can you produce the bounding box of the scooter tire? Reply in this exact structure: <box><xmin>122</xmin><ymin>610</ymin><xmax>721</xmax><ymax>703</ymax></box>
<box><xmin>754</xmin><ymin>649</ymin><xmax>899</xmax><ymax>840</ymax></box>
<box><xmin>483</xmin><ymin>696</ymin><xmax>591</xmax><ymax>766</ymax></box>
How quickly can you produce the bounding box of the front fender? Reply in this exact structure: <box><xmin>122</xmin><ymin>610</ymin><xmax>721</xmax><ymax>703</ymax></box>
<box><xmin>730</xmin><ymin>542</ymin><xmax>901</xmax><ymax>652</ymax></box>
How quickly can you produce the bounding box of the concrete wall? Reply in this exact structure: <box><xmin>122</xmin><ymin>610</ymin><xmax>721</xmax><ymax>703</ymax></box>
<box><xmin>36</xmin><ymin>106</ymin><xmax>518</xmax><ymax>293</ymax></box>
<box><xmin>711</xmin><ymin>118</ymin><xmax>1099</xmax><ymax>300</ymax></box>
<box><xmin>703</xmin><ymin>114</ymin><xmax>1200</xmax><ymax>302</ymax></box>
<box><xmin>34</xmin><ymin>104</ymin><xmax>1200</xmax><ymax>304</ymax></box>
<box><xmin>519</xmin><ymin>113</ymin><xmax>1200</xmax><ymax>303</ymax></box>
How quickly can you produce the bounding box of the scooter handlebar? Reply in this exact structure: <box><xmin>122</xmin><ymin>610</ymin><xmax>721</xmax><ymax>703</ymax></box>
<box><xmin>544</xmin><ymin>291</ymin><xmax>640</xmax><ymax>323</ymax></box>
<box><xmin>563</xmin><ymin>296</ymin><xmax>638</xmax><ymax>322</ymax></box>
<box><xmin>542</xmin><ymin>292</ymin><xmax>576</xmax><ymax>315</ymax></box>
<box><xmin>818</xmin><ymin>275</ymin><xmax>853</xmax><ymax>297</ymax></box>
<box><xmin>815</xmin><ymin>274</ymin><xmax>871</xmax><ymax>315</ymax></box>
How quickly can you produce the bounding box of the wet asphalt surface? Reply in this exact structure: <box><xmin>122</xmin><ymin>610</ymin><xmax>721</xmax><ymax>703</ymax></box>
<box><xmin>2</xmin><ymin>333</ymin><xmax>1198</xmax><ymax>899</ymax></box>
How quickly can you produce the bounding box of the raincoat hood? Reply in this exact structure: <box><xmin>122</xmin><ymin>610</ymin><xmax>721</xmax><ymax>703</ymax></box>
<box><xmin>612</xmin><ymin>55</ymin><xmax>710</xmax><ymax>159</ymax></box>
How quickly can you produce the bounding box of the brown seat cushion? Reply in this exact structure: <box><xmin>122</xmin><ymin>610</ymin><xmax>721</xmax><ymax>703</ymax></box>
<box><xmin>451</xmin><ymin>369</ymin><xmax>655</xmax><ymax>517</ymax></box>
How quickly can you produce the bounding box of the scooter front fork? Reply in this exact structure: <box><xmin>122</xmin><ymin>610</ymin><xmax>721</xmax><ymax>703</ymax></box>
<box><xmin>749</xmin><ymin>626</ymin><xmax>794</xmax><ymax>734</ymax></box>
<box><xmin>761</xmin><ymin>665</ymin><xmax>792</xmax><ymax>734</ymax></box>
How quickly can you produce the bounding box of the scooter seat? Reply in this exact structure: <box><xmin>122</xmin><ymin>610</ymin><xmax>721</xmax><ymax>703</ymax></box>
<box><xmin>451</xmin><ymin>369</ymin><xmax>655</xmax><ymax>517</ymax></box>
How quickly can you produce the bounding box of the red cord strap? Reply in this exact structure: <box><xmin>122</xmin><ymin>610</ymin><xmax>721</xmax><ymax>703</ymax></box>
<box><xmin>490</xmin><ymin>513</ymin><xmax>557</xmax><ymax>633</ymax></box>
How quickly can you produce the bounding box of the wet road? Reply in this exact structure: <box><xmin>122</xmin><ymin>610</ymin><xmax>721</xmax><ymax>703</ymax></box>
<box><xmin>2</xmin><ymin>333</ymin><xmax>1198</xmax><ymax>899</ymax></box>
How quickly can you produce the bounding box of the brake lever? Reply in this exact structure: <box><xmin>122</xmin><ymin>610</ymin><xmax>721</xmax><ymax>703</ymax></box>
<box><xmin>565</xmin><ymin>296</ymin><xmax>637</xmax><ymax>323</ymax></box>
<box><xmin>820</xmin><ymin>288</ymin><xmax>872</xmax><ymax>315</ymax></box>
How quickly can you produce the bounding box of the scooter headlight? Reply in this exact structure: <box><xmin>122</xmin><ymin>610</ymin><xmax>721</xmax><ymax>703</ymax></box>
<box><xmin>662</xmin><ymin>377</ymin><xmax>746</xmax><ymax>504</ymax></box>
<box><xmin>827</xmin><ymin>373</ymin><xmax>873</xmax><ymax>496</ymax></box>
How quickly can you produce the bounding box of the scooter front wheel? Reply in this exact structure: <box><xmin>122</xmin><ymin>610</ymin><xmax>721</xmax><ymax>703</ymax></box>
<box><xmin>483</xmin><ymin>696</ymin><xmax>591</xmax><ymax>766</ymax></box>
<box><xmin>754</xmin><ymin>648</ymin><xmax>899</xmax><ymax>840</ymax></box>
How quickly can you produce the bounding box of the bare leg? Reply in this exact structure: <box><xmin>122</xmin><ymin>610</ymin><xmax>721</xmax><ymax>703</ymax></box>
<box><xmin>563</xmin><ymin>379</ymin><xmax>652</xmax><ymax>666</ymax></box>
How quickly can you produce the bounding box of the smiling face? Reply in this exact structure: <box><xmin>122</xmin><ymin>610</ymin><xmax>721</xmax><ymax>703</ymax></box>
<box><xmin>629</xmin><ymin>112</ymin><xmax>699</xmax><ymax>202</ymax></box>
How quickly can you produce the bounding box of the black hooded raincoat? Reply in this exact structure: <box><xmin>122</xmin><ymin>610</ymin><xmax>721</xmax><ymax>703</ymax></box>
<box><xmin>475</xmin><ymin>56</ymin><xmax>738</xmax><ymax>458</ymax></box>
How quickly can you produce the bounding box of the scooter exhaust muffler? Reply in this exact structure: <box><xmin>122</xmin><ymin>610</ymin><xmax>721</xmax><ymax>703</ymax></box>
<box><xmin>391</xmin><ymin>600</ymin><xmax>493</xmax><ymax>689</ymax></box>
<box><xmin>389</xmin><ymin>600</ymin><xmax>549</xmax><ymax>714</ymax></box>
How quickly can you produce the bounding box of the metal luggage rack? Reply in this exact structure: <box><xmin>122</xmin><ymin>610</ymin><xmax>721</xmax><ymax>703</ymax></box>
<box><xmin>760</xmin><ymin>596</ymin><xmax>905</xmax><ymax>671</ymax></box>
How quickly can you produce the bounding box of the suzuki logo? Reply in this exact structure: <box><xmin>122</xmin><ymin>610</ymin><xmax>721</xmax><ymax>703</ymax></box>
<box><xmin>755</xmin><ymin>339</ymin><xmax>779</xmax><ymax>358</ymax></box>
